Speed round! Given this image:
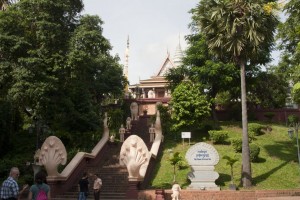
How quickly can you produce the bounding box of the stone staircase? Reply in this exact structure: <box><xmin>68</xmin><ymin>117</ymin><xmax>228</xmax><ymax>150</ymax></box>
<box><xmin>52</xmin><ymin>143</ymin><xmax>129</xmax><ymax>200</ymax></box>
<box><xmin>52</xmin><ymin>116</ymin><xmax>153</xmax><ymax>200</ymax></box>
<box><xmin>131</xmin><ymin>115</ymin><xmax>151</xmax><ymax>146</ymax></box>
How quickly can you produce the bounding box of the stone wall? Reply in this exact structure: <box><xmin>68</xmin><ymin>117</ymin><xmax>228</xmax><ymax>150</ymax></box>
<box><xmin>216</xmin><ymin>108</ymin><xmax>300</xmax><ymax>123</ymax></box>
<box><xmin>138</xmin><ymin>189</ymin><xmax>300</xmax><ymax>200</ymax></box>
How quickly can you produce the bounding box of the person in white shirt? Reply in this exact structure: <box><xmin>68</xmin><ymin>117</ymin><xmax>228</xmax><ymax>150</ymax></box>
<box><xmin>93</xmin><ymin>174</ymin><xmax>102</xmax><ymax>200</ymax></box>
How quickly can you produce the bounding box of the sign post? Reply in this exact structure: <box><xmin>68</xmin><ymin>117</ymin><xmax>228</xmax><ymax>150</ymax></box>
<box><xmin>181</xmin><ymin>132</ymin><xmax>191</xmax><ymax>146</ymax></box>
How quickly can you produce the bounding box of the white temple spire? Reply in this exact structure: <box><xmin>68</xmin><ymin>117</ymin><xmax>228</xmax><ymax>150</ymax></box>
<box><xmin>124</xmin><ymin>35</ymin><xmax>129</xmax><ymax>92</ymax></box>
<box><xmin>173</xmin><ymin>34</ymin><xmax>184</xmax><ymax>67</ymax></box>
<box><xmin>124</xmin><ymin>35</ymin><xmax>129</xmax><ymax>79</ymax></box>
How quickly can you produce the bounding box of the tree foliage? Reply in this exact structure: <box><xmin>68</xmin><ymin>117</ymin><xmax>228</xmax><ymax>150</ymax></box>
<box><xmin>167</xmin><ymin>33</ymin><xmax>239</xmax><ymax>120</ymax></box>
<box><xmin>248</xmin><ymin>71</ymin><xmax>288</xmax><ymax>108</ymax></box>
<box><xmin>0</xmin><ymin>0</ymin><xmax>125</xmax><ymax>133</ymax></box>
<box><xmin>292</xmin><ymin>82</ymin><xmax>300</xmax><ymax>105</ymax></box>
<box><xmin>170</xmin><ymin>80</ymin><xmax>211</xmax><ymax>132</ymax></box>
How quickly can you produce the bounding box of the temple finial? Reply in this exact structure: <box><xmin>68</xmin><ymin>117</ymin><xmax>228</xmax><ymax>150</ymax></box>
<box><xmin>124</xmin><ymin>35</ymin><xmax>129</xmax><ymax>91</ymax></box>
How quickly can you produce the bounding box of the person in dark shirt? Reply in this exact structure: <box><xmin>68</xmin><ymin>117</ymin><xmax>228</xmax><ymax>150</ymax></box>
<box><xmin>28</xmin><ymin>171</ymin><xmax>50</xmax><ymax>200</ymax></box>
<box><xmin>78</xmin><ymin>172</ymin><xmax>89</xmax><ymax>200</ymax></box>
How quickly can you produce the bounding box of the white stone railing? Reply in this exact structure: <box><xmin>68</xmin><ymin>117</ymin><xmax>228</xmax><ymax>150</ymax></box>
<box><xmin>140</xmin><ymin>110</ymin><xmax>163</xmax><ymax>178</ymax></box>
<box><xmin>44</xmin><ymin>114</ymin><xmax>109</xmax><ymax>181</ymax></box>
<box><xmin>150</xmin><ymin>110</ymin><xmax>163</xmax><ymax>158</ymax></box>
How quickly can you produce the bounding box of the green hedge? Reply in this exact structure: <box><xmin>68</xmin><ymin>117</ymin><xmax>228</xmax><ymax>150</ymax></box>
<box><xmin>250</xmin><ymin>144</ymin><xmax>260</xmax><ymax>162</ymax></box>
<box><xmin>208</xmin><ymin>130</ymin><xmax>229</xmax><ymax>144</ymax></box>
<box><xmin>248</xmin><ymin>123</ymin><xmax>265</xmax><ymax>136</ymax></box>
<box><xmin>231</xmin><ymin>138</ymin><xmax>242</xmax><ymax>152</ymax></box>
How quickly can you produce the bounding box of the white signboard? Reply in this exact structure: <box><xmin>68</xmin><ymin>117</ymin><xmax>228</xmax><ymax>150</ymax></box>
<box><xmin>181</xmin><ymin>132</ymin><xmax>191</xmax><ymax>138</ymax></box>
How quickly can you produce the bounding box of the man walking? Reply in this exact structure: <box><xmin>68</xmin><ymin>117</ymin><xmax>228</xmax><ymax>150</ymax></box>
<box><xmin>0</xmin><ymin>167</ymin><xmax>28</xmax><ymax>200</ymax></box>
<box><xmin>93</xmin><ymin>174</ymin><xmax>102</xmax><ymax>200</ymax></box>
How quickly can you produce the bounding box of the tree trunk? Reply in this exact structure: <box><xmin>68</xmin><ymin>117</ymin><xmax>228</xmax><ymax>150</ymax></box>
<box><xmin>240</xmin><ymin>61</ymin><xmax>252</xmax><ymax>187</ymax></box>
<box><xmin>211</xmin><ymin>103</ymin><xmax>218</xmax><ymax>121</ymax></box>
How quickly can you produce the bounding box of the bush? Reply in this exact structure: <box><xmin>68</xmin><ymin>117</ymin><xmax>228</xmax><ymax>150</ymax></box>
<box><xmin>248</xmin><ymin>123</ymin><xmax>265</xmax><ymax>136</ymax></box>
<box><xmin>231</xmin><ymin>138</ymin><xmax>242</xmax><ymax>152</ymax></box>
<box><xmin>208</xmin><ymin>130</ymin><xmax>229</xmax><ymax>144</ymax></box>
<box><xmin>250</xmin><ymin>144</ymin><xmax>260</xmax><ymax>162</ymax></box>
<box><xmin>248</xmin><ymin>131</ymin><xmax>256</xmax><ymax>142</ymax></box>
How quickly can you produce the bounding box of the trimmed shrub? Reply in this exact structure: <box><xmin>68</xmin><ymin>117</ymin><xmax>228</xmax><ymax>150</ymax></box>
<box><xmin>231</xmin><ymin>138</ymin><xmax>242</xmax><ymax>152</ymax></box>
<box><xmin>208</xmin><ymin>130</ymin><xmax>229</xmax><ymax>144</ymax></box>
<box><xmin>248</xmin><ymin>123</ymin><xmax>265</xmax><ymax>136</ymax></box>
<box><xmin>250</xmin><ymin>144</ymin><xmax>260</xmax><ymax>162</ymax></box>
<box><xmin>248</xmin><ymin>131</ymin><xmax>256</xmax><ymax>142</ymax></box>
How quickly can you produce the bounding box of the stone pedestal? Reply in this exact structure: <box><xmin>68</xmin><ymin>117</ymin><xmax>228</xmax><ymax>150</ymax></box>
<box><xmin>187</xmin><ymin>166</ymin><xmax>220</xmax><ymax>190</ymax></box>
<box><xmin>185</xmin><ymin>142</ymin><xmax>220</xmax><ymax>191</ymax></box>
<box><xmin>126</xmin><ymin>180</ymin><xmax>139</xmax><ymax>199</ymax></box>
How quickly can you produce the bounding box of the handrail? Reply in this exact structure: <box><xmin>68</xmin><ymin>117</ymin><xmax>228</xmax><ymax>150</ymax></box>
<box><xmin>47</xmin><ymin>115</ymin><xmax>109</xmax><ymax>181</ymax></box>
<box><xmin>139</xmin><ymin>110</ymin><xmax>163</xmax><ymax>179</ymax></box>
<box><xmin>150</xmin><ymin>110</ymin><xmax>162</xmax><ymax>158</ymax></box>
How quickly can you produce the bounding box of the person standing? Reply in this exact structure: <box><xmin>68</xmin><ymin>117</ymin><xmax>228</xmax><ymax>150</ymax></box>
<box><xmin>27</xmin><ymin>171</ymin><xmax>50</xmax><ymax>200</ymax></box>
<box><xmin>0</xmin><ymin>167</ymin><xmax>28</xmax><ymax>200</ymax></box>
<box><xmin>93</xmin><ymin>174</ymin><xmax>102</xmax><ymax>200</ymax></box>
<box><xmin>78</xmin><ymin>172</ymin><xmax>89</xmax><ymax>200</ymax></box>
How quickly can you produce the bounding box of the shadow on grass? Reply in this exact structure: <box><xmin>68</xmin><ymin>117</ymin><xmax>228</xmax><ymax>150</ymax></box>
<box><xmin>251</xmin><ymin>140</ymin><xmax>295</xmax><ymax>185</ymax></box>
<box><xmin>216</xmin><ymin>173</ymin><xmax>231</xmax><ymax>186</ymax></box>
<box><xmin>264</xmin><ymin>140</ymin><xmax>296</xmax><ymax>162</ymax></box>
<box><xmin>253</xmin><ymin>157</ymin><xmax>266</xmax><ymax>163</ymax></box>
<box><xmin>252</xmin><ymin>160</ymin><xmax>289</xmax><ymax>185</ymax></box>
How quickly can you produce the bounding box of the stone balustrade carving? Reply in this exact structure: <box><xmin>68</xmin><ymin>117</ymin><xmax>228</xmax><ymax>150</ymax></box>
<box><xmin>39</xmin><ymin>136</ymin><xmax>67</xmax><ymax>177</ymax></box>
<box><xmin>39</xmin><ymin>112</ymin><xmax>109</xmax><ymax>180</ymax></box>
<box><xmin>120</xmin><ymin>135</ymin><xmax>150</xmax><ymax>180</ymax></box>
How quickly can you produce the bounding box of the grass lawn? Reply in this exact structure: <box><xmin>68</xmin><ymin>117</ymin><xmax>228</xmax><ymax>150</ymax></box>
<box><xmin>149</xmin><ymin>121</ymin><xmax>300</xmax><ymax>190</ymax></box>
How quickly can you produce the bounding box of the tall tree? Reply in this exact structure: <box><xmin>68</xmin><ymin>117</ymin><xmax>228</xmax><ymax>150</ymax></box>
<box><xmin>192</xmin><ymin>0</ymin><xmax>278</xmax><ymax>187</ymax></box>
<box><xmin>62</xmin><ymin>15</ymin><xmax>125</xmax><ymax>131</ymax></box>
<box><xmin>0</xmin><ymin>1</ymin><xmax>125</xmax><ymax>132</ymax></box>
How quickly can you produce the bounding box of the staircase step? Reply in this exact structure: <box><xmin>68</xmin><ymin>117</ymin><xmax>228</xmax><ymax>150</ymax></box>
<box><xmin>54</xmin><ymin>117</ymin><xmax>154</xmax><ymax>200</ymax></box>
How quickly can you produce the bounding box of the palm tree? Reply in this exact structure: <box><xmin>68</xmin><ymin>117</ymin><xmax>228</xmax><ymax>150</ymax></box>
<box><xmin>192</xmin><ymin>0</ymin><xmax>278</xmax><ymax>187</ymax></box>
<box><xmin>0</xmin><ymin>0</ymin><xmax>19</xmax><ymax>10</ymax></box>
<box><xmin>223</xmin><ymin>155</ymin><xmax>239</xmax><ymax>189</ymax></box>
<box><xmin>169</xmin><ymin>152</ymin><xmax>183</xmax><ymax>182</ymax></box>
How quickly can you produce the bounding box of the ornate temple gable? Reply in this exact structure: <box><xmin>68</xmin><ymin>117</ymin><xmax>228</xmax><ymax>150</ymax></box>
<box><xmin>156</xmin><ymin>53</ymin><xmax>176</xmax><ymax>77</ymax></box>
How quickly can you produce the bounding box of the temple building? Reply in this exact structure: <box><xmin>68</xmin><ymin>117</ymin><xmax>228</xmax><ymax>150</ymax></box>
<box><xmin>126</xmin><ymin>39</ymin><xmax>184</xmax><ymax>115</ymax></box>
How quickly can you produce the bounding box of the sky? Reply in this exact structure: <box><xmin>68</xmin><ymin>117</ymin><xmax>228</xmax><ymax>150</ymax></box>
<box><xmin>82</xmin><ymin>0</ymin><xmax>199</xmax><ymax>84</ymax></box>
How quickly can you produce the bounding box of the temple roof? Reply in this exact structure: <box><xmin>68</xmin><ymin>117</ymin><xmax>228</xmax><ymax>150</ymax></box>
<box><xmin>129</xmin><ymin>40</ymin><xmax>184</xmax><ymax>89</ymax></box>
<box><xmin>156</xmin><ymin>53</ymin><xmax>176</xmax><ymax>76</ymax></box>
